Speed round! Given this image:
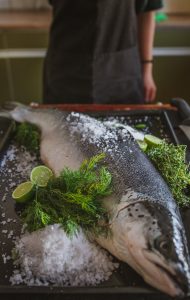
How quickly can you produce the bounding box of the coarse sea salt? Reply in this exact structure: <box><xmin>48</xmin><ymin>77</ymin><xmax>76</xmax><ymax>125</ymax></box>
<box><xmin>10</xmin><ymin>225</ymin><xmax>119</xmax><ymax>287</ymax></box>
<box><xmin>2</xmin><ymin>254</ymin><xmax>11</xmax><ymax>264</ymax></box>
<box><xmin>67</xmin><ymin>112</ymin><xmax>134</xmax><ymax>155</ymax></box>
<box><xmin>0</xmin><ymin>147</ymin><xmax>16</xmax><ymax>168</ymax></box>
<box><xmin>67</xmin><ymin>112</ymin><xmax>114</xmax><ymax>145</ymax></box>
<box><xmin>0</xmin><ymin>144</ymin><xmax>38</xmax><ymax>180</ymax></box>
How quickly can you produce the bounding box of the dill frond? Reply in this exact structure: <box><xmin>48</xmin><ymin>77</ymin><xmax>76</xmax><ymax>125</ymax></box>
<box><xmin>22</xmin><ymin>200</ymin><xmax>53</xmax><ymax>232</ymax></box>
<box><xmin>64</xmin><ymin>219</ymin><xmax>79</xmax><ymax>236</ymax></box>
<box><xmin>146</xmin><ymin>142</ymin><xmax>190</xmax><ymax>207</ymax></box>
<box><xmin>15</xmin><ymin>122</ymin><xmax>40</xmax><ymax>154</ymax></box>
<box><xmin>91</xmin><ymin>167</ymin><xmax>112</xmax><ymax>197</ymax></box>
<box><xmin>80</xmin><ymin>153</ymin><xmax>106</xmax><ymax>172</ymax></box>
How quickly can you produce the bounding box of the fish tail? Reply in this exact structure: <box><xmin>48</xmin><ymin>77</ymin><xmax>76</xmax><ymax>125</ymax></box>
<box><xmin>2</xmin><ymin>101</ymin><xmax>26</xmax><ymax>111</ymax></box>
<box><xmin>0</xmin><ymin>102</ymin><xmax>32</xmax><ymax>123</ymax></box>
<box><xmin>0</xmin><ymin>109</ymin><xmax>12</xmax><ymax>119</ymax></box>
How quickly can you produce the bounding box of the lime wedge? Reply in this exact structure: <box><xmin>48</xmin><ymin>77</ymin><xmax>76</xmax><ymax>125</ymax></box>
<box><xmin>12</xmin><ymin>181</ymin><xmax>34</xmax><ymax>203</ymax></box>
<box><xmin>137</xmin><ymin>140</ymin><xmax>148</xmax><ymax>152</ymax></box>
<box><xmin>30</xmin><ymin>165</ymin><xmax>53</xmax><ymax>187</ymax></box>
<box><xmin>144</xmin><ymin>134</ymin><xmax>163</xmax><ymax>147</ymax></box>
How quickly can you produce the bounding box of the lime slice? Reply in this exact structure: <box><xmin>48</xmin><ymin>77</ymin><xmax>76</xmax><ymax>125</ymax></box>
<box><xmin>12</xmin><ymin>181</ymin><xmax>34</xmax><ymax>203</ymax></box>
<box><xmin>30</xmin><ymin>165</ymin><xmax>53</xmax><ymax>187</ymax></box>
<box><xmin>137</xmin><ymin>140</ymin><xmax>148</xmax><ymax>152</ymax></box>
<box><xmin>144</xmin><ymin>134</ymin><xmax>163</xmax><ymax>147</ymax></box>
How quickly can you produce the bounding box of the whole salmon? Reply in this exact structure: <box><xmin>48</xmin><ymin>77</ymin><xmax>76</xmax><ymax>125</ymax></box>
<box><xmin>2</xmin><ymin>104</ymin><xmax>190</xmax><ymax>297</ymax></box>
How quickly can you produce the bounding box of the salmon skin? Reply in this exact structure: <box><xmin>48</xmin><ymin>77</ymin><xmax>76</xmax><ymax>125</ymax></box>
<box><xmin>1</xmin><ymin>103</ymin><xmax>190</xmax><ymax>297</ymax></box>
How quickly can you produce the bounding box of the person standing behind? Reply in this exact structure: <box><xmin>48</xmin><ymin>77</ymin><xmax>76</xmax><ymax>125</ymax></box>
<box><xmin>43</xmin><ymin>0</ymin><xmax>163</xmax><ymax>104</ymax></box>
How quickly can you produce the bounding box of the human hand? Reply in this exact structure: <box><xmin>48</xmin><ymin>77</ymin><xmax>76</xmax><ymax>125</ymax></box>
<box><xmin>141</xmin><ymin>62</ymin><xmax>157</xmax><ymax>103</ymax></box>
<box><xmin>143</xmin><ymin>71</ymin><xmax>157</xmax><ymax>103</ymax></box>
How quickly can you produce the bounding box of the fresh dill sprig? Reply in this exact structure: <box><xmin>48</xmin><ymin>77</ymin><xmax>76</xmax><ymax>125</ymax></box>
<box><xmin>15</xmin><ymin>122</ymin><xmax>40</xmax><ymax>154</ymax></box>
<box><xmin>60</xmin><ymin>153</ymin><xmax>112</xmax><ymax>198</ymax></box>
<box><xmin>146</xmin><ymin>142</ymin><xmax>190</xmax><ymax>207</ymax></box>
<box><xmin>21</xmin><ymin>154</ymin><xmax>111</xmax><ymax>236</ymax></box>
<box><xmin>22</xmin><ymin>199</ymin><xmax>53</xmax><ymax>232</ymax></box>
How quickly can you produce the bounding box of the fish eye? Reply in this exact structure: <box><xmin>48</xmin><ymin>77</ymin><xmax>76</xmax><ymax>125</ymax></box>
<box><xmin>160</xmin><ymin>241</ymin><xmax>169</xmax><ymax>251</ymax></box>
<box><xmin>154</xmin><ymin>236</ymin><xmax>170</xmax><ymax>253</ymax></box>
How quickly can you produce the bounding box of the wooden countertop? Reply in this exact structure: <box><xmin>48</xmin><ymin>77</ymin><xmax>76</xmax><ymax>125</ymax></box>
<box><xmin>31</xmin><ymin>103</ymin><xmax>177</xmax><ymax>112</ymax></box>
<box><xmin>0</xmin><ymin>10</ymin><xmax>189</xmax><ymax>31</ymax></box>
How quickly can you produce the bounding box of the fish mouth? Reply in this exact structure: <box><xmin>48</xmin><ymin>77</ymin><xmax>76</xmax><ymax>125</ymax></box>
<box><xmin>154</xmin><ymin>262</ymin><xmax>188</xmax><ymax>297</ymax></box>
<box><xmin>142</xmin><ymin>249</ymin><xmax>189</xmax><ymax>297</ymax></box>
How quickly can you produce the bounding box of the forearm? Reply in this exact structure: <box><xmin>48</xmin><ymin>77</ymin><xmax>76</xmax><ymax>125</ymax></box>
<box><xmin>137</xmin><ymin>11</ymin><xmax>157</xmax><ymax>102</ymax></box>
<box><xmin>137</xmin><ymin>11</ymin><xmax>155</xmax><ymax>74</ymax></box>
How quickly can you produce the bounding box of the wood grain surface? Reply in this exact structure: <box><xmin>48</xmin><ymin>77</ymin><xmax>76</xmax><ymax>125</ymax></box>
<box><xmin>30</xmin><ymin>103</ymin><xmax>177</xmax><ymax>112</ymax></box>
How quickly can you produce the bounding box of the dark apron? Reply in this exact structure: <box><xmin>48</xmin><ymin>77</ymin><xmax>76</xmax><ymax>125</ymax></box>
<box><xmin>43</xmin><ymin>0</ymin><xmax>144</xmax><ymax>104</ymax></box>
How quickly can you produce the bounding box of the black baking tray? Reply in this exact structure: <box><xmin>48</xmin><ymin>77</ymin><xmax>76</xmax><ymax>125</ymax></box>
<box><xmin>0</xmin><ymin>109</ymin><xmax>190</xmax><ymax>300</ymax></box>
<box><xmin>0</xmin><ymin>117</ymin><xmax>15</xmax><ymax>154</ymax></box>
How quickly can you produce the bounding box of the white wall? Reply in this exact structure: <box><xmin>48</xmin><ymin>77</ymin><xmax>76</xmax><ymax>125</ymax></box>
<box><xmin>0</xmin><ymin>0</ymin><xmax>50</xmax><ymax>9</ymax></box>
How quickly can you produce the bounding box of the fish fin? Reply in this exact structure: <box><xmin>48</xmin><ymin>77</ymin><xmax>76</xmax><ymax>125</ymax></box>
<box><xmin>0</xmin><ymin>109</ymin><xmax>12</xmax><ymax>119</ymax></box>
<box><xmin>2</xmin><ymin>101</ymin><xmax>26</xmax><ymax>111</ymax></box>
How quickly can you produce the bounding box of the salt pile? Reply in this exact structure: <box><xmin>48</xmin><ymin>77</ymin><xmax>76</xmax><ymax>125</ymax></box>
<box><xmin>10</xmin><ymin>225</ymin><xmax>119</xmax><ymax>286</ymax></box>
